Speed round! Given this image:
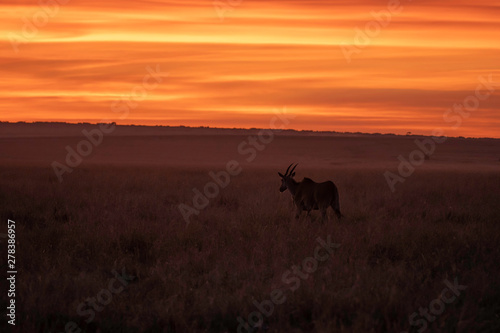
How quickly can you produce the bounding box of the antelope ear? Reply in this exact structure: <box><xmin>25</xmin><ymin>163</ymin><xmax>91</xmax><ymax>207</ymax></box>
<box><xmin>291</xmin><ymin>172</ymin><xmax>296</xmax><ymax>177</ymax></box>
<box><xmin>278</xmin><ymin>172</ymin><xmax>284</xmax><ymax>177</ymax></box>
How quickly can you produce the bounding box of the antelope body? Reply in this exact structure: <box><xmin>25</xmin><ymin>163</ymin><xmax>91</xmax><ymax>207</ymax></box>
<box><xmin>278</xmin><ymin>164</ymin><xmax>342</xmax><ymax>221</ymax></box>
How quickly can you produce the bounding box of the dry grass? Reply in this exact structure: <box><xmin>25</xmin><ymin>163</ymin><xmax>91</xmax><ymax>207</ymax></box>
<box><xmin>1</xmin><ymin>163</ymin><xmax>499</xmax><ymax>332</ymax></box>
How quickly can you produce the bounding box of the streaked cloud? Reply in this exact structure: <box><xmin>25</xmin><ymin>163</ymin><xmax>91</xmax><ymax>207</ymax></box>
<box><xmin>1</xmin><ymin>0</ymin><xmax>499</xmax><ymax>137</ymax></box>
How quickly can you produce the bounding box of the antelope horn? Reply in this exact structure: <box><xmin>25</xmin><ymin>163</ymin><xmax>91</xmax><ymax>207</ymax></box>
<box><xmin>284</xmin><ymin>163</ymin><xmax>294</xmax><ymax>176</ymax></box>
<box><xmin>290</xmin><ymin>163</ymin><xmax>298</xmax><ymax>174</ymax></box>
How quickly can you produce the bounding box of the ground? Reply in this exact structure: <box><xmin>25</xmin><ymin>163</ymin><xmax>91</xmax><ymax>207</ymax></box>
<box><xmin>0</xmin><ymin>123</ymin><xmax>499</xmax><ymax>332</ymax></box>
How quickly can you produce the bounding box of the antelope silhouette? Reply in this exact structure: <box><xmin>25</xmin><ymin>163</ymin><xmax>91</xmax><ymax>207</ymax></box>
<box><xmin>278</xmin><ymin>163</ymin><xmax>342</xmax><ymax>221</ymax></box>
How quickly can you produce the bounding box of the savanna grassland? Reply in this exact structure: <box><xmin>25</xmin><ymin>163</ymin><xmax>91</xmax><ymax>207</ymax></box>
<box><xmin>1</xmin><ymin>123</ymin><xmax>500</xmax><ymax>332</ymax></box>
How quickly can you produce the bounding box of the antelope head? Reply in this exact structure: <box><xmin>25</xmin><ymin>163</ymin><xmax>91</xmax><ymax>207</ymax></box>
<box><xmin>278</xmin><ymin>163</ymin><xmax>298</xmax><ymax>192</ymax></box>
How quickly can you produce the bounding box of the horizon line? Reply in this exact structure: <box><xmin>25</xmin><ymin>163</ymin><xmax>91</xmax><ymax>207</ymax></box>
<box><xmin>1</xmin><ymin>120</ymin><xmax>499</xmax><ymax>140</ymax></box>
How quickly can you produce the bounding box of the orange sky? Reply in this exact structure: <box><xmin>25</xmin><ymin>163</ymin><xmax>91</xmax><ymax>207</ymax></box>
<box><xmin>1</xmin><ymin>0</ymin><xmax>499</xmax><ymax>137</ymax></box>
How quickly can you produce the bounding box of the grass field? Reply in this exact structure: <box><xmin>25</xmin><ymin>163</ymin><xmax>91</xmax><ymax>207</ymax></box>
<box><xmin>1</xmin><ymin>163</ymin><xmax>500</xmax><ymax>332</ymax></box>
<box><xmin>1</xmin><ymin>125</ymin><xmax>499</xmax><ymax>332</ymax></box>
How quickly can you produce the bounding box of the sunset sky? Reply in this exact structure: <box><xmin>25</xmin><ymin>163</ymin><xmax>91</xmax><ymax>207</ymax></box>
<box><xmin>1</xmin><ymin>0</ymin><xmax>499</xmax><ymax>137</ymax></box>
